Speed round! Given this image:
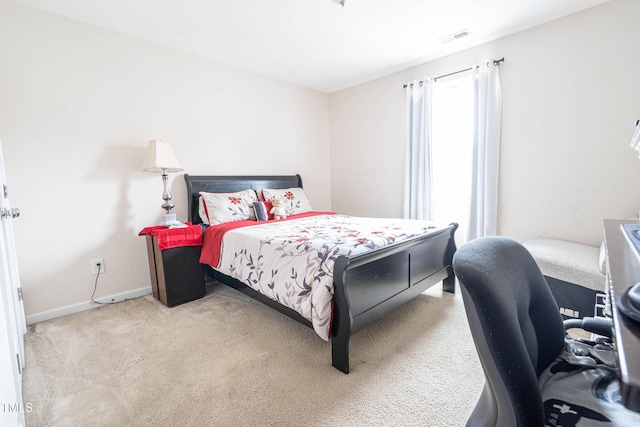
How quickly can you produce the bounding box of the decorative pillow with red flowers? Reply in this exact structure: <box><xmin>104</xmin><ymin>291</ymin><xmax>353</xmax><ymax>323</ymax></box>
<box><xmin>261</xmin><ymin>187</ymin><xmax>313</xmax><ymax>215</ymax></box>
<box><xmin>198</xmin><ymin>189</ymin><xmax>257</xmax><ymax>225</ymax></box>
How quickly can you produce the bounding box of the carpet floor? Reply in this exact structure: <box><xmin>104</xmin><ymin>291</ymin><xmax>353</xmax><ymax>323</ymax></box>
<box><xmin>22</xmin><ymin>280</ymin><xmax>484</xmax><ymax>426</ymax></box>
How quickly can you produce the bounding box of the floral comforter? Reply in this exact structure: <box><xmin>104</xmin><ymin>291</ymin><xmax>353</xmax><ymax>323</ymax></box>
<box><xmin>204</xmin><ymin>214</ymin><xmax>439</xmax><ymax>340</ymax></box>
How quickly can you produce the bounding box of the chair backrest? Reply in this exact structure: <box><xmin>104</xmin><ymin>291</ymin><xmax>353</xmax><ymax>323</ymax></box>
<box><xmin>453</xmin><ymin>236</ymin><xmax>566</xmax><ymax>427</ymax></box>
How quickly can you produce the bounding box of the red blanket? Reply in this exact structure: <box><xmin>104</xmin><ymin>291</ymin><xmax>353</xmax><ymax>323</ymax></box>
<box><xmin>200</xmin><ymin>212</ymin><xmax>334</xmax><ymax>268</ymax></box>
<box><xmin>138</xmin><ymin>222</ymin><xmax>202</xmax><ymax>250</ymax></box>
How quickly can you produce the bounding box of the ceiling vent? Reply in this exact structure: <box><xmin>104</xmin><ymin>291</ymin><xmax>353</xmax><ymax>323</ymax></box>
<box><xmin>437</xmin><ymin>29</ymin><xmax>472</xmax><ymax>44</ymax></box>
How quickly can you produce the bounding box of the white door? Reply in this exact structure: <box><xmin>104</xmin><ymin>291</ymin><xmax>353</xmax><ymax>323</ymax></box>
<box><xmin>0</xmin><ymin>137</ymin><xmax>26</xmax><ymax>427</ymax></box>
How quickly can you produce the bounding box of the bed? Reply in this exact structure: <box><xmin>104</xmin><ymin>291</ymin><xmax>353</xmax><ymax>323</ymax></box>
<box><xmin>184</xmin><ymin>174</ymin><xmax>458</xmax><ymax>373</ymax></box>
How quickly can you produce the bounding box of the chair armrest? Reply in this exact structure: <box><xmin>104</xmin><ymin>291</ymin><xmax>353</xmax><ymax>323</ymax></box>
<box><xmin>564</xmin><ymin>317</ymin><xmax>613</xmax><ymax>338</ymax></box>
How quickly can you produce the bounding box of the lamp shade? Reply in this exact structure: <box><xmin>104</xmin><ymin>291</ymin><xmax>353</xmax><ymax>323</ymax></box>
<box><xmin>141</xmin><ymin>140</ymin><xmax>184</xmax><ymax>173</ymax></box>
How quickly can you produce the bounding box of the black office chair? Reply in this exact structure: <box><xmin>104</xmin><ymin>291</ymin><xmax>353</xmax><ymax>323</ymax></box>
<box><xmin>452</xmin><ymin>236</ymin><xmax>640</xmax><ymax>427</ymax></box>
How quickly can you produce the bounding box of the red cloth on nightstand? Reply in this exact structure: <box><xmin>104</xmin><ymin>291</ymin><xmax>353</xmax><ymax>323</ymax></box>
<box><xmin>138</xmin><ymin>222</ymin><xmax>202</xmax><ymax>250</ymax></box>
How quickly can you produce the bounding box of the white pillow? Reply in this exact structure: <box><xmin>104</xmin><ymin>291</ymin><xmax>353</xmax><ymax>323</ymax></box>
<box><xmin>261</xmin><ymin>187</ymin><xmax>313</xmax><ymax>216</ymax></box>
<box><xmin>198</xmin><ymin>190</ymin><xmax>257</xmax><ymax>225</ymax></box>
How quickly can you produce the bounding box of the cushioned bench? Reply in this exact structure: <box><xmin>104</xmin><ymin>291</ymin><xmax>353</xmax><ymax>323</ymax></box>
<box><xmin>522</xmin><ymin>237</ymin><xmax>606</xmax><ymax>319</ymax></box>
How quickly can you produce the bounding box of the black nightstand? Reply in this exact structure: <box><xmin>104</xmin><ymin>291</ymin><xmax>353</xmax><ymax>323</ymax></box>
<box><xmin>140</xmin><ymin>224</ymin><xmax>205</xmax><ymax>307</ymax></box>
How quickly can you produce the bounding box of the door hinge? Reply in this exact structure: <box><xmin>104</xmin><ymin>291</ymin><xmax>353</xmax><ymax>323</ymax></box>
<box><xmin>17</xmin><ymin>353</ymin><xmax>22</xmax><ymax>375</ymax></box>
<box><xmin>1</xmin><ymin>208</ymin><xmax>20</xmax><ymax>219</ymax></box>
<box><xmin>3</xmin><ymin>184</ymin><xmax>7</xmax><ymax>198</ymax></box>
<box><xmin>17</xmin><ymin>287</ymin><xmax>23</xmax><ymax>301</ymax></box>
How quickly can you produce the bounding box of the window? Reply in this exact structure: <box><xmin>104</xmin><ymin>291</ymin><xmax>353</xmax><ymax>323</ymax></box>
<box><xmin>431</xmin><ymin>73</ymin><xmax>473</xmax><ymax>245</ymax></box>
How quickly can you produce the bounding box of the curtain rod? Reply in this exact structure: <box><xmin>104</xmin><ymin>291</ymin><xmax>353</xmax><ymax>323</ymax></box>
<box><xmin>403</xmin><ymin>57</ymin><xmax>504</xmax><ymax>88</ymax></box>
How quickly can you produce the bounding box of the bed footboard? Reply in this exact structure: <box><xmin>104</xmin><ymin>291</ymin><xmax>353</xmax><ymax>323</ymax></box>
<box><xmin>331</xmin><ymin>223</ymin><xmax>458</xmax><ymax>373</ymax></box>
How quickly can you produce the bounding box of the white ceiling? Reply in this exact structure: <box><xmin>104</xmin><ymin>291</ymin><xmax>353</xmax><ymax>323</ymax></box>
<box><xmin>12</xmin><ymin>0</ymin><xmax>610</xmax><ymax>93</ymax></box>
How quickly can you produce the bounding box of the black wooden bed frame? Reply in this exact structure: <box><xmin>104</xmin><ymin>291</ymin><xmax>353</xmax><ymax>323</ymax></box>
<box><xmin>184</xmin><ymin>174</ymin><xmax>458</xmax><ymax>373</ymax></box>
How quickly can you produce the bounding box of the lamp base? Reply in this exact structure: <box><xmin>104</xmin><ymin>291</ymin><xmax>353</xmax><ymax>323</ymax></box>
<box><xmin>164</xmin><ymin>213</ymin><xmax>187</xmax><ymax>228</ymax></box>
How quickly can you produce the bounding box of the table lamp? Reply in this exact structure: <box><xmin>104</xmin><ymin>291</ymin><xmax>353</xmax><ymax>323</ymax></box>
<box><xmin>141</xmin><ymin>139</ymin><xmax>185</xmax><ymax>227</ymax></box>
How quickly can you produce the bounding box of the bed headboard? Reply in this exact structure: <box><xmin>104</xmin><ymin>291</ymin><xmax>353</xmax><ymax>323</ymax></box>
<box><xmin>184</xmin><ymin>174</ymin><xmax>303</xmax><ymax>225</ymax></box>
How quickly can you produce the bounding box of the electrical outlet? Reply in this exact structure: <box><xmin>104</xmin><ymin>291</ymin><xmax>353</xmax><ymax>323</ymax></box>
<box><xmin>92</xmin><ymin>259</ymin><xmax>105</xmax><ymax>275</ymax></box>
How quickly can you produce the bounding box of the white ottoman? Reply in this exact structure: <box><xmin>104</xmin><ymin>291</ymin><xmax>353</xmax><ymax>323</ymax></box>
<box><xmin>522</xmin><ymin>237</ymin><xmax>606</xmax><ymax>319</ymax></box>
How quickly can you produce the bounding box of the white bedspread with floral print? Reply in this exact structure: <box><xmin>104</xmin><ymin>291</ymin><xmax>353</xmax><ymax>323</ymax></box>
<box><xmin>215</xmin><ymin>214</ymin><xmax>439</xmax><ymax>340</ymax></box>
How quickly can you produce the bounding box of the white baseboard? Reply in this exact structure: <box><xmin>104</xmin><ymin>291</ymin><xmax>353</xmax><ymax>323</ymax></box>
<box><xmin>26</xmin><ymin>287</ymin><xmax>153</xmax><ymax>325</ymax></box>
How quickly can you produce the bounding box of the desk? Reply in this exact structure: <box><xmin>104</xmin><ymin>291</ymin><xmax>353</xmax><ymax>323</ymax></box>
<box><xmin>603</xmin><ymin>219</ymin><xmax>640</xmax><ymax>412</ymax></box>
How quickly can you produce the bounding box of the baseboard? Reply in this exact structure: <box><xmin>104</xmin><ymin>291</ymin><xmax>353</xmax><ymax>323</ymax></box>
<box><xmin>25</xmin><ymin>287</ymin><xmax>153</xmax><ymax>325</ymax></box>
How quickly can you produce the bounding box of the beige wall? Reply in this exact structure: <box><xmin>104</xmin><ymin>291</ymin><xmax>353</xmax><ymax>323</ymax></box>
<box><xmin>0</xmin><ymin>1</ymin><xmax>331</xmax><ymax>318</ymax></box>
<box><xmin>330</xmin><ymin>0</ymin><xmax>640</xmax><ymax>247</ymax></box>
<box><xmin>4</xmin><ymin>0</ymin><xmax>640</xmax><ymax>320</ymax></box>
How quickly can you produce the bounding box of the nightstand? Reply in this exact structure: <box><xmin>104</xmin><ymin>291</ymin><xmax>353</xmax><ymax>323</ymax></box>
<box><xmin>139</xmin><ymin>223</ymin><xmax>205</xmax><ymax>307</ymax></box>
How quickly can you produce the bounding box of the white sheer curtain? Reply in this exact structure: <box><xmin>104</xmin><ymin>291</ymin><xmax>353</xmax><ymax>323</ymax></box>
<box><xmin>631</xmin><ymin>120</ymin><xmax>640</xmax><ymax>157</ymax></box>
<box><xmin>467</xmin><ymin>58</ymin><xmax>502</xmax><ymax>240</ymax></box>
<box><xmin>403</xmin><ymin>78</ymin><xmax>433</xmax><ymax>220</ymax></box>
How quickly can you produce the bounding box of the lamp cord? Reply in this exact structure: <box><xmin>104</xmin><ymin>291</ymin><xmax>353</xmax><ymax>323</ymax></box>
<box><xmin>90</xmin><ymin>264</ymin><xmax>115</xmax><ymax>305</ymax></box>
<box><xmin>90</xmin><ymin>263</ymin><xmax>144</xmax><ymax>305</ymax></box>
